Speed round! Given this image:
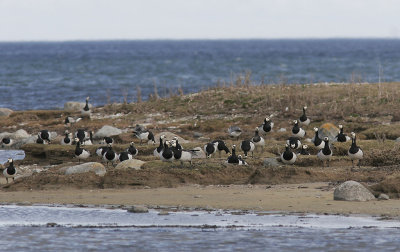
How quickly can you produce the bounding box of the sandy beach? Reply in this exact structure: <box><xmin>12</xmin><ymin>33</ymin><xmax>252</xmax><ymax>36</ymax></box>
<box><xmin>0</xmin><ymin>182</ymin><xmax>398</xmax><ymax>217</ymax></box>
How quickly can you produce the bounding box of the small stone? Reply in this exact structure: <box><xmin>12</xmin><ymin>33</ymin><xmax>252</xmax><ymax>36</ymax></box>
<box><xmin>115</xmin><ymin>159</ymin><xmax>145</xmax><ymax>170</ymax></box>
<box><xmin>127</xmin><ymin>205</ymin><xmax>149</xmax><ymax>213</ymax></box>
<box><xmin>378</xmin><ymin>194</ymin><xmax>390</xmax><ymax>200</ymax></box>
<box><xmin>263</xmin><ymin>157</ymin><xmax>280</xmax><ymax>167</ymax></box>
<box><xmin>277</xmin><ymin>128</ymin><xmax>286</xmax><ymax>132</ymax></box>
<box><xmin>158</xmin><ymin>211</ymin><xmax>170</xmax><ymax>216</ymax></box>
<box><xmin>193</xmin><ymin>132</ymin><xmax>203</xmax><ymax>138</ymax></box>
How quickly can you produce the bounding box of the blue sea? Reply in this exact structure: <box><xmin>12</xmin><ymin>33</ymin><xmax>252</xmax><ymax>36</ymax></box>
<box><xmin>1</xmin><ymin>39</ymin><xmax>400</xmax><ymax>111</ymax></box>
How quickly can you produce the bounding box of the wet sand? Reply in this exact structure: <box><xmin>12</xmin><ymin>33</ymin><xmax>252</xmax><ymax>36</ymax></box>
<box><xmin>0</xmin><ymin>182</ymin><xmax>398</xmax><ymax>216</ymax></box>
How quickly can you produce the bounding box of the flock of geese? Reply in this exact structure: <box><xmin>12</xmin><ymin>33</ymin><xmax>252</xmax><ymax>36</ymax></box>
<box><xmin>1</xmin><ymin>97</ymin><xmax>364</xmax><ymax>183</ymax></box>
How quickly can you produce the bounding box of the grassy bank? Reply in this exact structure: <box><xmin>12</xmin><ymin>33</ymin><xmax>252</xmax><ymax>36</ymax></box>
<box><xmin>1</xmin><ymin>82</ymin><xmax>400</xmax><ymax>197</ymax></box>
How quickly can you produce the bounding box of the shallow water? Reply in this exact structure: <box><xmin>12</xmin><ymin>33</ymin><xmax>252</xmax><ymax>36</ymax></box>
<box><xmin>0</xmin><ymin>205</ymin><xmax>399</xmax><ymax>251</ymax></box>
<box><xmin>0</xmin><ymin>149</ymin><xmax>25</xmax><ymax>164</ymax></box>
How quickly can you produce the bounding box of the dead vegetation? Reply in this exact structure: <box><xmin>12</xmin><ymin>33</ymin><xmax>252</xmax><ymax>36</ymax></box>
<box><xmin>2</xmin><ymin>82</ymin><xmax>400</xmax><ymax>196</ymax></box>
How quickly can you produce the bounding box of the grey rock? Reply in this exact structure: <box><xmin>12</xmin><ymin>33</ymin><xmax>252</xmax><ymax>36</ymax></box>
<box><xmin>334</xmin><ymin>181</ymin><xmax>375</xmax><ymax>201</ymax></box>
<box><xmin>127</xmin><ymin>205</ymin><xmax>149</xmax><ymax>213</ymax></box>
<box><xmin>93</xmin><ymin>125</ymin><xmax>122</xmax><ymax>139</ymax></box>
<box><xmin>193</xmin><ymin>132</ymin><xmax>203</xmax><ymax>138</ymax></box>
<box><xmin>50</xmin><ymin>131</ymin><xmax>58</xmax><ymax>140</ymax></box>
<box><xmin>277</xmin><ymin>128</ymin><xmax>286</xmax><ymax>132</ymax></box>
<box><xmin>263</xmin><ymin>157</ymin><xmax>280</xmax><ymax>167</ymax></box>
<box><xmin>0</xmin><ymin>108</ymin><xmax>13</xmax><ymax>117</ymax></box>
<box><xmin>64</xmin><ymin>102</ymin><xmax>93</xmax><ymax>111</ymax></box>
<box><xmin>13</xmin><ymin>129</ymin><xmax>30</xmax><ymax>139</ymax></box>
<box><xmin>318</xmin><ymin>123</ymin><xmax>340</xmax><ymax>142</ymax></box>
<box><xmin>378</xmin><ymin>193</ymin><xmax>390</xmax><ymax>200</ymax></box>
<box><xmin>154</xmin><ymin>132</ymin><xmax>189</xmax><ymax>144</ymax></box>
<box><xmin>190</xmin><ymin>147</ymin><xmax>206</xmax><ymax>159</ymax></box>
<box><xmin>62</xmin><ymin>162</ymin><xmax>106</xmax><ymax>177</ymax></box>
<box><xmin>115</xmin><ymin>159</ymin><xmax>145</xmax><ymax>170</ymax></box>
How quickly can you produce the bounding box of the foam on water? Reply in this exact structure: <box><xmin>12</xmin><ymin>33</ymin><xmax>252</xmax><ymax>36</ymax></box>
<box><xmin>0</xmin><ymin>205</ymin><xmax>398</xmax><ymax>229</ymax></box>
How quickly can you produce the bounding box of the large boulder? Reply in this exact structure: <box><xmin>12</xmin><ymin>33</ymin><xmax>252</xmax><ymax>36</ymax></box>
<box><xmin>318</xmin><ymin>123</ymin><xmax>339</xmax><ymax>142</ymax></box>
<box><xmin>115</xmin><ymin>159</ymin><xmax>145</xmax><ymax>170</ymax></box>
<box><xmin>64</xmin><ymin>102</ymin><xmax>93</xmax><ymax>111</ymax></box>
<box><xmin>0</xmin><ymin>108</ymin><xmax>13</xmax><ymax>117</ymax></box>
<box><xmin>334</xmin><ymin>181</ymin><xmax>375</xmax><ymax>201</ymax></box>
<box><xmin>154</xmin><ymin>132</ymin><xmax>189</xmax><ymax>144</ymax></box>
<box><xmin>61</xmin><ymin>162</ymin><xmax>106</xmax><ymax>176</ymax></box>
<box><xmin>93</xmin><ymin>125</ymin><xmax>122</xmax><ymax>139</ymax></box>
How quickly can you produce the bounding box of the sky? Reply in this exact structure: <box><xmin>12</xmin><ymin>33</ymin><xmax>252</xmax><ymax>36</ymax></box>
<box><xmin>0</xmin><ymin>0</ymin><xmax>399</xmax><ymax>41</ymax></box>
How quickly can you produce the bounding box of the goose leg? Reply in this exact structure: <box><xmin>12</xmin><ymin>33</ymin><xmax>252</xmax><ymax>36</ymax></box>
<box><xmin>352</xmin><ymin>160</ymin><xmax>354</xmax><ymax>168</ymax></box>
<box><xmin>6</xmin><ymin>178</ymin><xmax>8</xmax><ymax>184</ymax></box>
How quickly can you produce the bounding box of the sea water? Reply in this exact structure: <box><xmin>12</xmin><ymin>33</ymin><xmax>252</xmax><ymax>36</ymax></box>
<box><xmin>1</xmin><ymin>39</ymin><xmax>400</xmax><ymax>110</ymax></box>
<box><xmin>0</xmin><ymin>205</ymin><xmax>399</xmax><ymax>251</ymax></box>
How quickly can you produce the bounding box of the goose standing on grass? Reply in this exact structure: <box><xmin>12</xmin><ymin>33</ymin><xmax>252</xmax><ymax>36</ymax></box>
<box><xmin>119</xmin><ymin>151</ymin><xmax>132</xmax><ymax>162</ymax></box>
<box><xmin>259</xmin><ymin>117</ymin><xmax>274</xmax><ymax>134</ymax></box>
<box><xmin>226</xmin><ymin>145</ymin><xmax>239</xmax><ymax>164</ymax></box>
<box><xmin>1</xmin><ymin>137</ymin><xmax>13</xmax><ymax>148</ymax></box>
<box><xmin>126</xmin><ymin>142</ymin><xmax>138</xmax><ymax>157</ymax></box>
<box><xmin>74</xmin><ymin>138</ymin><xmax>90</xmax><ymax>164</ymax></box>
<box><xmin>280</xmin><ymin>144</ymin><xmax>297</xmax><ymax>165</ymax></box>
<box><xmin>64</xmin><ymin>116</ymin><xmax>82</xmax><ymax>126</ymax></box>
<box><xmin>317</xmin><ymin>137</ymin><xmax>332</xmax><ymax>167</ymax></box>
<box><xmin>291</xmin><ymin>120</ymin><xmax>306</xmax><ymax>138</ymax></box>
<box><xmin>335</xmin><ymin>125</ymin><xmax>351</xmax><ymax>142</ymax></box>
<box><xmin>103</xmin><ymin>144</ymin><xmax>119</xmax><ymax>167</ymax></box>
<box><xmin>82</xmin><ymin>131</ymin><xmax>93</xmax><ymax>145</ymax></box>
<box><xmin>96</xmin><ymin>145</ymin><xmax>110</xmax><ymax>157</ymax></box>
<box><xmin>252</xmin><ymin>128</ymin><xmax>265</xmax><ymax>152</ymax></box>
<box><xmin>81</xmin><ymin>97</ymin><xmax>91</xmax><ymax>118</ymax></box>
<box><xmin>3</xmin><ymin>158</ymin><xmax>16</xmax><ymax>183</ymax></box>
<box><xmin>38</xmin><ymin>130</ymin><xmax>51</xmax><ymax>143</ymax></box>
<box><xmin>172</xmin><ymin>137</ymin><xmax>182</xmax><ymax>150</ymax></box>
<box><xmin>204</xmin><ymin>141</ymin><xmax>218</xmax><ymax>158</ymax></box>
<box><xmin>154</xmin><ymin>135</ymin><xmax>165</xmax><ymax>157</ymax></box>
<box><xmin>238</xmin><ymin>155</ymin><xmax>248</xmax><ymax>165</ymax></box>
<box><xmin>75</xmin><ymin>129</ymin><xmax>88</xmax><ymax>144</ymax></box>
<box><xmin>313</xmin><ymin>127</ymin><xmax>325</xmax><ymax>150</ymax></box>
<box><xmin>61</xmin><ymin>131</ymin><xmax>73</xmax><ymax>145</ymax></box>
<box><xmin>171</xmin><ymin>140</ymin><xmax>195</xmax><ymax>166</ymax></box>
<box><xmin>36</xmin><ymin>132</ymin><xmax>50</xmax><ymax>144</ymax></box>
<box><xmin>134</xmin><ymin>130</ymin><xmax>156</xmax><ymax>145</ymax></box>
<box><xmin>299</xmin><ymin>145</ymin><xmax>310</xmax><ymax>155</ymax></box>
<box><xmin>160</xmin><ymin>141</ymin><xmax>174</xmax><ymax>162</ymax></box>
<box><xmin>211</xmin><ymin>140</ymin><xmax>230</xmax><ymax>158</ymax></box>
<box><xmin>286</xmin><ymin>136</ymin><xmax>301</xmax><ymax>149</ymax></box>
<box><xmin>348</xmin><ymin>132</ymin><xmax>363</xmax><ymax>168</ymax></box>
<box><xmin>101</xmin><ymin>137</ymin><xmax>114</xmax><ymax>145</ymax></box>
<box><xmin>228</xmin><ymin>126</ymin><xmax>242</xmax><ymax>140</ymax></box>
<box><xmin>299</xmin><ymin>106</ymin><xmax>310</xmax><ymax>126</ymax></box>
<box><xmin>240</xmin><ymin>139</ymin><xmax>255</xmax><ymax>158</ymax></box>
